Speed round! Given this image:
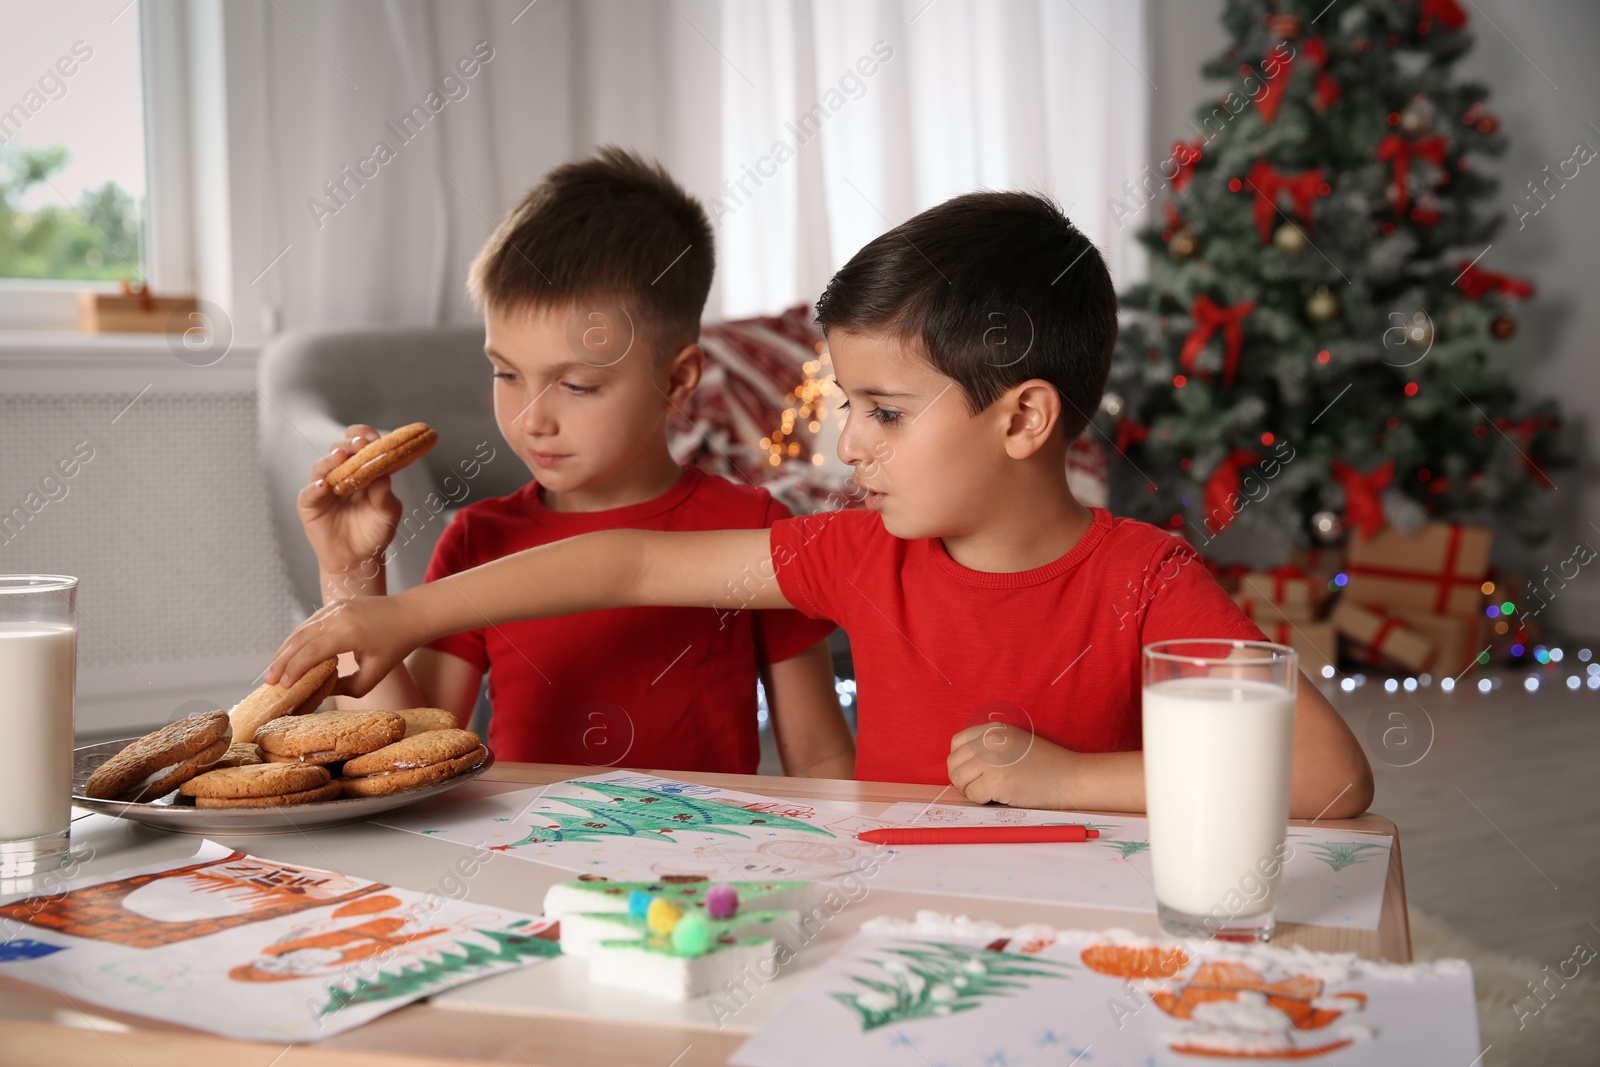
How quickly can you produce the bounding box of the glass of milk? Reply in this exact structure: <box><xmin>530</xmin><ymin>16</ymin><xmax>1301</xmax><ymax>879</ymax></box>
<box><xmin>1142</xmin><ymin>639</ymin><xmax>1297</xmax><ymax>943</ymax></box>
<box><xmin>0</xmin><ymin>576</ymin><xmax>78</xmax><ymax>877</ymax></box>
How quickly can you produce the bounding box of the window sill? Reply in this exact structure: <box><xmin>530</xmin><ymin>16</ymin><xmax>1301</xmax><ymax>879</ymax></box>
<box><xmin>0</xmin><ymin>331</ymin><xmax>261</xmax><ymax>392</ymax></box>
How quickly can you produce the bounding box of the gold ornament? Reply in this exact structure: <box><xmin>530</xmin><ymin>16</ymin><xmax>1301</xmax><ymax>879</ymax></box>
<box><xmin>1270</xmin><ymin>13</ymin><xmax>1305</xmax><ymax>40</ymax></box>
<box><xmin>1273</xmin><ymin>223</ymin><xmax>1307</xmax><ymax>254</ymax></box>
<box><xmin>1170</xmin><ymin>229</ymin><xmax>1199</xmax><ymax>260</ymax></box>
<box><xmin>1306</xmin><ymin>286</ymin><xmax>1339</xmax><ymax>322</ymax></box>
<box><xmin>1405</xmin><ymin>311</ymin><xmax>1434</xmax><ymax>348</ymax></box>
<box><xmin>1399</xmin><ymin>101</ymin><xmax>1432</xmax><ymax>136</ymax></box>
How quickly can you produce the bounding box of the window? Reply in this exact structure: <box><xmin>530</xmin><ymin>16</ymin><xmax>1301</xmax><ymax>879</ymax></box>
<box><xmin>0</xmin><ymin>2</ymin><xmax>146</xmax><ymax>286</ymax></box>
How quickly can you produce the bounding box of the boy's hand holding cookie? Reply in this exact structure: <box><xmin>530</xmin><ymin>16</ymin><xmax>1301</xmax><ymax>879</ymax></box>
<box><xmin>267</xmin><ymin>594</ymin><xmax>426</xmax><ymax>698</ymax></box>
<box><xmin>946</xmin><ymin>722</ymin><xmax>1083</xmax><ymax>810</ymax></box>
<box><xmin>299</xmin><ymin>425</ymin><xmax>405</xmax><ymax>600</ymax></box>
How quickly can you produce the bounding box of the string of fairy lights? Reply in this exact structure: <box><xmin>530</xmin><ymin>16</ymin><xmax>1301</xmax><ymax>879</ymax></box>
<box><xmin>758</xmin><ymin>344</ymin><xmax>838</xmax><ymax>468</ymax></box>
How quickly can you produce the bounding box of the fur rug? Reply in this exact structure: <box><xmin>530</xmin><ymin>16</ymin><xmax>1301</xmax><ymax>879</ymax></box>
<box><xmin>1409</xmin><ymin>908</ymin><xmax>1600</xmax><ymax>1066</ymax></box>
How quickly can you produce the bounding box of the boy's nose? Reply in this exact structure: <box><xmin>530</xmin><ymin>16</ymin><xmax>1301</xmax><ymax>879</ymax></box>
<box><xmin>836</xmin><ymin>412</ymin><xmax>869</xmax><ymax>468</ymax></box>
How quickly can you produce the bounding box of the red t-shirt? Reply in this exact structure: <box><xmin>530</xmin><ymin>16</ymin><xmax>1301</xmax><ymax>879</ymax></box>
<box><xmin>770</xmin><ymin>506</ymin><xmax>1267</xmax><ymax>785</ymax></box>
<box><xmin>424</xmin><ymin>466</ymin><xmax>836</xmax><ymax>772</ymax></box>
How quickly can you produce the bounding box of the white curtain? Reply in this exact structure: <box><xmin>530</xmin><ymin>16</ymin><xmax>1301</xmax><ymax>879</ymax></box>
<box><xmin>247</xmin><ymin>0</ymin><xmax>1147</xmax><ymax>330</ymax></box>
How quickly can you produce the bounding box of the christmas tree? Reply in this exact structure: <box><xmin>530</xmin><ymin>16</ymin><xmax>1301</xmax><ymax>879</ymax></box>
<box><xmin>1101</xmin><ymin>0</ymin><xmax>1570</xmax><ymax>552</ymax></box>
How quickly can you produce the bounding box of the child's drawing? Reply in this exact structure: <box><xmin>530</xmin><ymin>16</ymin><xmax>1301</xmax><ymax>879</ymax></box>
<box><xmin>833</xmin><ymin>940</ymin><xmax>1076</xmax><ymax>1032</ymax></box>
<box><xmin>1302</xmin><ymin>841</ymin><xmax>1389</xmax><ymax>872</ymax></box>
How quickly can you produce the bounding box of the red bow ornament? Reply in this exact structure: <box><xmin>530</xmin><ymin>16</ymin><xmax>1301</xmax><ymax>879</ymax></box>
<box><xmin>1418</xmin><ymin>0</ymin><xmax>1468</xmax><ymax>35</ymax></box>
<box><xmin>1169</xmin><ymin>139</ymin><xmax>1204</xmax><ymax>192</ymax></box>
<box><xmin>1493</xmin><ymin>416</ymin><xmax>1557</xmax><ymax>488</ymax></box>
<box><xmin>1244</xmin><ymin>160</ymin><xmax>1330</xmax><ymax>243</ymax></box>
<box><xmin>1258</xmin><ymin>38</ymin><xmax>1341</xmax><ymax>124</ymax></box>
<box><xmin>1180</xmin><ymin>295</ymin><xmax>1255</xmax><ymax>387</ymax></box>
<box><xmin>1115</xmin><ymin>418</ymin><xmax>1150</xmax><ymax>454</ymax></box>
<box><xmin>1455</xmin><ymin>262</ymin><xmax>1535</xmax><ymax>301</ymax></box>
<box><xmin>1204</xmin><ymin>450</ymin><xmax>1262</xmax><ymax>535</ymax></box>
<box><xmin>1330</xmin><ymin>459</ymin><xmax>1395</xmax><ymax>539</ymax></box>
<box><xmin>1376</xmin><ymin>134</ymin><xmax>1450</xmax><ymax>217</ymax></box>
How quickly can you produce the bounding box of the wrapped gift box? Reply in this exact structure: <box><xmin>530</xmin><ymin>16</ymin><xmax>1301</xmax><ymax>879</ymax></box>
<box><xmin>1388</xmin><ymin>609</ymin><xmax>1488</xmax><ymax>677</ymax></box>
<box><xmin>1290</xmin><ymin>545</ymin><xmax>1346</xmax><ymax>589</ymax></box>
<box><xmin>1344</xmin><ymin>521</ymin><xmax>1492</xmax><ymax>618</ymax></box>
<box><xmin>1331</xmin><ymin>599</ymin><xmax>1437</xmax><ymax>673</ymax></box>
<box><xmin>1232</xmin><ymin>591</ymin><xmax>1316</xmax><ymax>626</ymax></box>
<box><xmin>1237</xmin><ymin>564</ymin><xmax>1322</xmax><ymax>620</ymax></box>
<box><xmin>1252</xmin><ymin>619</ymin><xmax>1338</xmax><ymax>678</ymax></box>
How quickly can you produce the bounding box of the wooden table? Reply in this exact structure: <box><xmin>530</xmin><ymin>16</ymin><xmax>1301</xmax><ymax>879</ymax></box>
<box><xmin>0</xmin><ymin>763</ymin><xmax>1409</xmax><ymax>1066</ymax></box>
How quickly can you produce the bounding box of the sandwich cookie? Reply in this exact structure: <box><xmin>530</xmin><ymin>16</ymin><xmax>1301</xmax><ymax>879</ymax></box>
<box><xmin>327</xmin><ymin>423</ymin><xmax>438</xmax><ymax>497</ymax></box>
<box><xmin>83</xmin><ymin>711</ymin><xmax>233</xmax><ymax>802</ymax></box>
<box><xmin>229</xmin><ymin>657</ymin><xmax>339</xmax><ymax>743</ymax></box>
<box><xmin>339</xmin><ymin>729</ymin><xmax>486</xmax><ymax>797</ymax></box>
<box><xmin>396</xmin><ymin>707</ymin><xmax>459</xmax><ymax>737</ymax></box>
<box><xmin>214</xmin><ymin>742</ymin><xmax>264</xmax><ymax>768</ymax></box>
<box><xmin>254</xmin><ymin>708</ymin><xmax>405</xmax><ymax>765</ymax></box>
<box><xmin>180</xmin><ymin>763</ymin><xmax>339</xmax><ymax>808</ymax></box>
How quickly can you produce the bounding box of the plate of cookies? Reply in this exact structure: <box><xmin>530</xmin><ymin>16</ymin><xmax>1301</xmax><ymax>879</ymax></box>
<box><xmin>73</xmin><ymin>658</ymin><xmax>492</xmax><ymax>835</ymax></box>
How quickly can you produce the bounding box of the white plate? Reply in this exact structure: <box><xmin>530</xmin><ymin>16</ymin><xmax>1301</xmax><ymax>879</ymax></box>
<box><xmin>71</xmin><ymin>738</ymin><xmax>494</xmax><ymax>836</ymax></box>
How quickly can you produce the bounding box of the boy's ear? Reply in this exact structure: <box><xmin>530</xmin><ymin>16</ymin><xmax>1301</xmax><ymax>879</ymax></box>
<box><xmin>660</xmin><ymin>343</ymin><xmax>704</xmax><ymax>406</ymax></box>
<box><xmin>999</xmin><ymin>379</ymin><xmax>1065</xmax><ymax>460</ymax></box>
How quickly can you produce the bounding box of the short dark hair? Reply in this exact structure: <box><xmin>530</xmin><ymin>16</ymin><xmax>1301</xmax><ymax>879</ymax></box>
<box><xmin>814</xmin><ymin>191</ymin><xmax>1117</xmax><ymax>439</ymax></box>
<box><xmin>467</xmin><ymin>146</ymin><xmax>714</xmax><ymax>359</ymax></box>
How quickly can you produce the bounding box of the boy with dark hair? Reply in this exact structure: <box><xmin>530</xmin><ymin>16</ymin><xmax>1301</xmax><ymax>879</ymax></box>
<box><xmin>297</xmin><ymin>146</ymin><xmax>852</xmax><ymax>777</ymax></box>
<box><xmin>276</xmin><ymin>189</ymin><xmax>1373</xmax><ymax>818</ymax></box>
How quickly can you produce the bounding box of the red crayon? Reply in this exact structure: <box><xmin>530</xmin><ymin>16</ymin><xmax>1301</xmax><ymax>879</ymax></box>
<box><xmin>856</xmin><ymin>825</ymin><xmax>1100</xmax><ymax>845</ymax></box>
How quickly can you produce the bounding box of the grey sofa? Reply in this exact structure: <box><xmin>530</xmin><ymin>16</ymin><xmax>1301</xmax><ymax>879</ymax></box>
<box><xmin>257</xmin><ymin>325</ymin><xmax>531</xmax><ymax>617</ymax></box>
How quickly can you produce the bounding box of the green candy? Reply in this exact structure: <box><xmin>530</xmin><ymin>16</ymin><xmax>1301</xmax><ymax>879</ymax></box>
<box><xmin>670</xmin><ymin>912</ymin><xmax>714</xmax><ymax>956</ymax></box>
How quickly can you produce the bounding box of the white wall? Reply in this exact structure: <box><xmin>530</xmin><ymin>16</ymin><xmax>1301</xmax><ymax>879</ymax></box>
<box><xmin>1144</xmin><ymin>0</ymin><xmax>1600</xmax><ymax>638</ymax></box>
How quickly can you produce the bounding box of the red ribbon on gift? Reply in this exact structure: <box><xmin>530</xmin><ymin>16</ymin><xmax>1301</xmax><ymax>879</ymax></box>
<box><xmin>1330</xmin><ymin>459</ymin><xmax>1394</xmax><ymax>539</ymax></box>
<box><xmin>1418</xmin><ymin>0</ymin><xmax>1468</xmax><ymax>35</ymax></box>
<box><xmin>1114</xmin><ymin>417</ymin><xmax>1149</xmax><ymax>454</ymax></box>
<box><xmin>1204</xmin><ymin>449</ymin><xmax>1262</xmax><ymax>534</ymax></box>
<box><xmin>1494</xmin><ymin>416</ymin><xmax>1557</xmax><ymax>488</ymax></box>
<box><xmin>1359</xmin><ymin>605</ymin><xmax>1438</xmax><ymax>672</ymax></box>
<box><xmin>1181</xmin><ymin>295</ymin><xmax>1255</xmax><ymax>386</ymax></box>
<box><xmin>1170</xmin><ymin>139</ymin><xmax>1204</xmax><ymax>191</ymax></box>
<box><xmin>1376</xmin><ymin>134</ymin><xmax>1449</xmax><ymax>217</ymax></box>
<box><xmin>1455</xmin><ymin>262</ymin><xmax>1535</xmax><ymax>301</ymax></box>
<box><xmin>1344</xmin><ymin>523</ymin><xmax>1483</xmax><ymax>614</ymax></box>
<box><xmin>1257</xmin><ymin>38</ymin><xmax>1340</xmax><ymax>124</ymax></box>
<box><xmin>1244</xmin><ymin>161</ymin><xmax>1329</xmax><ymax>243</ymax></box>
<box><xmin>1206</xmin><ymin>559</ymin><xmax>1249</xmax><ymax>590</ymax></box>
<box><xmin>1263</xmin><ymin>563</ymin><xmax>1312</xmax><ymax>603</ymax></box>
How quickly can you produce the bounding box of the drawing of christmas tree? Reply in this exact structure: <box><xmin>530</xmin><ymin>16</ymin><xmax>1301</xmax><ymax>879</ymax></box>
<box><xmin>832</xmin><ymin>941</ymin><xmax>1076</xmax><ymax>1032</ymax></box>
<box><xmin>509</xmin><ymin>782</ymin><xmax>837</xmax><ymax>846</ymax></box>
<box><xmin>317</xmin><ymin>921</ymin><xmax>559</xmax><ymax>1016</ymax></box>
<box><xmin>1303</xmin><ymin>841</ymin><xmax>1388</xmax><ymax>871</ymax></box>
<box><xmin>1103</xmin><ymin>839</ymin><xmax>1152</xmax><ymax>860</ymax></box>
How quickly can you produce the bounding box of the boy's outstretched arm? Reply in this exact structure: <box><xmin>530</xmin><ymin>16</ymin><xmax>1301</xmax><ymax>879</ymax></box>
<box><xmin>267</xmin><ymin>528</ymin><xmax>785</xmax><ymax>694</ymax></box>
<box><xmin>948</xmin><ymin>672</ymin><xmax>1374</xmax><ymax>819</ymax></box>
<box><xmin>761</xmin><ymin>639</ymin><xmax>855</xmax><ymax>779</ymax></box>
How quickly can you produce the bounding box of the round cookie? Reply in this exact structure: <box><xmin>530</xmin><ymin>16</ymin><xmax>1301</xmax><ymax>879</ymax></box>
<box><xmin>342</xmin><ymin>729</ymin><xmax>482</xmax><ymax>778</ymax></box>
<box><xmin>230</xmin><ymin>658</ymin><xmax>340</xmax><ymax>743</ymax></box>
<box><xmin>213</xmin><ymin>742</ymin><xmax>264</xmax><ymax>768</ymax></box>
<box><xmin>397</xmin><ymin>707</ymin><xmax>459</xmax><ymax>737</ymax></box>
<box><xmin>327</xmin><ymin>423</ymin><xmax>438</xmax><ymax>497</ymax></box>
<box><xmin>194</xmin><ymin>781</ymin><xmax>343</xmax><ymax>808</ymax></box>
<box><xmin>180</xmin><ymin>762</ymin><xmax>329</xmax><ymax>799</ymax></box>
<box><xmin>338</xmin><ymin>746</ymin><xmax>487</xmax><ymax>797</ymax></box>
<box><xmin>254</xmin><ymin>708</ymin><xmax>405</xmax><ymax>763</ymax></box>
<box><xmin>84</xmin><ymin>711</ymin><xmax>233</xmax><ymax>801</ymax></box>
